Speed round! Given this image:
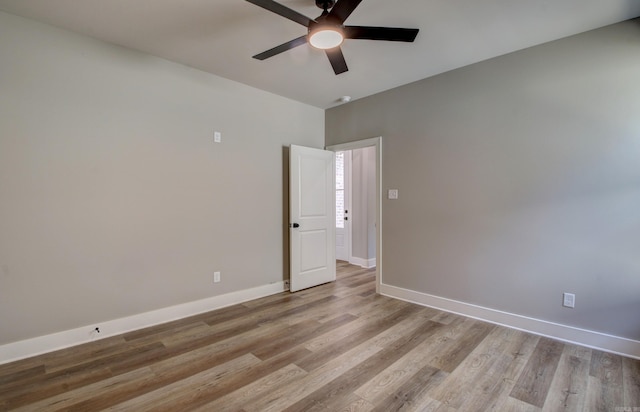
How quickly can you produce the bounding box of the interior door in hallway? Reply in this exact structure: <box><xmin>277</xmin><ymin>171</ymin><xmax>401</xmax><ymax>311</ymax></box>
<box><xmin>289</xmin><ymin>145</ymin><xmax>336</xmax><ymax>292</ymax></box>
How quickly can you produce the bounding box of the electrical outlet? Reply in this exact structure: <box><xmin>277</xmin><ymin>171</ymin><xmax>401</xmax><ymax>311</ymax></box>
<box><xmin>563</xmin><ymin>292</ymin><xmax>575</xmax><ymax>308</ymax></box>
<box><xmin>214</xmin><ymin>131</ymin><xmax>221</xmax><ymax>143</ymax></box>
<box><xmin>214</xmin><ymin>271</ymin><xmax>221</xmax><ymax>283</ymax></box>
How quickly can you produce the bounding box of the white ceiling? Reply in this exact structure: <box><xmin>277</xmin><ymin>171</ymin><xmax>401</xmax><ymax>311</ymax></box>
<box><xmin>1</xmin><ymin>0</ymin><xmax>639</xmax><ymax>109</ymax></box>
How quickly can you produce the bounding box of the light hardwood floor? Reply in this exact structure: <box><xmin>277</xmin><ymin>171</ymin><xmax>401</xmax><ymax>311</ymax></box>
<box><xmin>1</xmin><ymin>261</ymin><xmax>639</xmax><ymax>411</ymax></box>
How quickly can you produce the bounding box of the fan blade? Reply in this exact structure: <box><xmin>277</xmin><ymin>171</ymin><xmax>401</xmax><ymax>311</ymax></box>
<box><xmin>246</xmin><ymin>0</ymin><xmax>314</xmax><ymax>27</ymax></box>
<box><xmin>325</xmin><ymin>47</ymin><xmax>348</xmax><ymax>75</ymax></box>
<box><xmin>328</xmin><ymin>0</ymin><xmax>362</xmax><ymax>24</ymax></box>
<box><xmin>344</xmin><ymin>26</ymin><xmax>419</xmax><ymax>42</ymax></box>
<box><xmin>253</xmin><ymin>35</ymin><xmax>308</xmax><ymax>60</ymax></box>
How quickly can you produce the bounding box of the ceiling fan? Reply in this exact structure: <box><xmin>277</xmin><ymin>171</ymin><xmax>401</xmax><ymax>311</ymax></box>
<box><xmin>246</xmin><ymin>0</ymin><xmax>419</xmax><ymax>75</ymax></box>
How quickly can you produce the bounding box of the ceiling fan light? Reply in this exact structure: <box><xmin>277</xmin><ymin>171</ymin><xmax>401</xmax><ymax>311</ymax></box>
<box><xmin>309</xmin><ymin>28</ymin><xmax>344</xmax><ymax>49</ymax></box>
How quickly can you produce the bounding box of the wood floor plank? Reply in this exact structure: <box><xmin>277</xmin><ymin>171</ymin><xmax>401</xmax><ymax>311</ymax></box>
<box><xmin>509</xmin><ymin>336</ymin><xmax>564</xmax><ymax>407</ymax></box>
<box><xmin>122</xmin><ymin>319</ymin><xmax>210</xmax><ymax>343</ymax></box>
<box><xmin>0</xmin><ymin>365</ymin><xmax>46</xmax><ymax>398</ymax></box>
<box><xmin>282</xmin><ymin>318</ymin><xmax>442</xmax><ymax>411</ymax></box>
<box><xmin>242</xmin><ymin>308</ymin><xmax>435</xmax><ymax>412</ymax></box>
<box><xmin>542</xmin><ymin>344</ymin><xmax>591</xmax><ymax>411</ymax></box>
<box><xmin>247</xmin><ymin>294</ymin><xmax>342</xmax><ymax>326</ymax></box>
<box><xmin>191</xmin><ymin>363</ymin><xmax>308</xmax><ymax>412</ymax></box>
<box><xmin>42</xmin><ymin>335</ymin><xmax>130</xmax><ymax>373</ymax></box>
<box><xmin>36</xmin><ymin>326</ymin><xmax>267</xmax><ymax>411</ymax></box>
<box><xmin>158</xmin><ymin>299</ymin><xmax>324</xmax><ymax>356</ymax></box>
<box><xmin>273</xmin><ymin>293</ymin><xmax>367</xmax><ymax>326</ymax></box>
<box><xmin>333</xmin><ymin>281</ymin><xmax>377</xmax><ymax>299</ymax></box>
<box><xmin>351</xmin><ymin>274</ymin><xmax>376</xmax><ymax>287</ymax></box>
<box><xmin>10</xmin><ymin>366</ymin><xmax>154</xmax><ymax>412</ymax></box>
<box><xmin>429</xmin><ymin>326</ymin><xmax>532</xmax><ymax>409</ymax></box>
<box><xmin>355</xmin><ymin>351</ymin><xmax>438</xmax><ymax>405</ymax></box>
<box><xmin>586</xmin><ymin>374</ymin><xmax>623</xmax><ymax>411</ymax></box>
<box><xmin>337</xmin><ymin>395</ymin><xmax>376</xmax><ymax>412</ymax></box>
<box><xmin>493</xmin><ymin>395</ymin><xmax>542</xmax><ymax>411</ymax></box>
<box><xmin>455</xmin><ymin>329</ymin><xmax>539</xmax><ymax>412</ymax></box>
<box><xmin>251</xmin><ymin>314</ymin><xmax>356</xmax><ymax>360</ymax></box>
<box><xmin>0</xmin><ymin>365</ymin><xmax>113</xmax><ymax>410</ymax></box>
<box><xmin>2</xmin><ymin>341</ymin><xmax>166</xmax><ymax>409</ymax></box>
<box><xmin>353</xmin><ymin>315</ymin><xmax>459</xmax><ymax>406</ymax></box>
<box><xmin>590</xmin><ymin>349</ymin><xmax>624</xmax><ymax>384</ymax></box>
<box><xmin>341</xmin><ymin>292</ymin><xmax>392</xmax><ymax>317</ymax></box>
<box><xmin>240</xmin><ymin>292</ymin><xmax>301</xmax><ymax>309</ymax></box>
<box><xmin>430</xmin><ymin>311</ymin><xmax>464</xmax><ymax>325</ymax></box>
<box><xmin>345</xmin><ymin>275</ymin><xmax>377</xmax><ymax>289</ymax></box>
<box><xmin>297</xmin><ymin>304</ymin><xmax>425</xmax><ymax>372</ymax></box>
<box><xmin>0</xmin><ymin>365</ymin><xmax>44</xmax><ymax>389</ymax></box>
<box><xmin>106</xmin><ymin>353</ymin><xmax>260</xmax><ymax>411</ymax></box>
<box><xmin>563</xmin><ymin>342</ymin><xmax>592</xmax><ymax>361</ymax></box>
<box><xmin>586</xmin><ymin>349</ymin><xmax>625</xmax><ymax>411</ymax></box>
<box><xmin>427</xmin><ymin>319</ymin><xmax>495</xmax><ymax>373</ymax></box>
<box><xmin>304</xmin><ymin>300</ymin><xmax>427</xmax><ymax>361</ymax></box>
<box><xmin>158</xmin><ymin>345</ymin><xmax>312</xmax><ymax>412</ymax></box>
<box><xmin>359</xmin><ymin>288</ymin><xmax>376</xmax><ymax>298</ymax></box>
<box><xmin>622</xmin><ymin>356</ymin><xmax>640</xmax><ymax>409</ymax></box>
<box><xmin>368</xmin><ymin>365</ymin><xmax>446</xmax><ymax>412</ymax></box>
<box><xmin>190</xmin><ymin>302</ymin><xmax>255</xmax><ymax>327</ymax></box>
<box><xmin>1</xmin><ymin>263</ymin><xmax>638</xmax><ymax>412</ymax></box>
<box><xmin>242</xmin><ymin>336</ymin><xmax>385</xmax><ymax>412</ymax></box>
<box><xmin>406</xmin><ymin>396</ymin><xmax>444</xmax><ymax>412</ymax></box>
<box><xmin>159</xmin><ymin>312</ymin><xmax>260</xmax><ymax>348</ymax></box>
<box><xmin>339</xmin><ymin>274</ymin><xmax>376</xmax><ymax>290</ymax></box>
<box><xmin>51</xmin><ymin>337</ymin><xmax>260</xmax><ymax>411</ymax></box>
<box><xmin>0</xmin><ymin>356</ymin><xmax>43</xmax><ymax>378</ymax></box>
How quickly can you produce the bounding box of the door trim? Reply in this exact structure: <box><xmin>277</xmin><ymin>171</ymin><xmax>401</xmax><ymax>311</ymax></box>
<box><xmin>326</xmin><ymin>137</ymin><xmax>382</xmax><ymax>294</ymax></box>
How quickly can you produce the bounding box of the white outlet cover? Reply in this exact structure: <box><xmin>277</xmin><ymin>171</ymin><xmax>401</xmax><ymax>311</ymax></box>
<box><xmin>214</xmin><ymin>131</ymin><xmax>221</xmax><ymax>143</ymax></box>
<box><xmin>388</xmin><ymin>189</ymin><xmax>398</xmax><ymax>199</ymax></box>
<box><xmin>563</xmin><ymin>293</ymin><xmax>575</xmax><ymax>308</ymax></box>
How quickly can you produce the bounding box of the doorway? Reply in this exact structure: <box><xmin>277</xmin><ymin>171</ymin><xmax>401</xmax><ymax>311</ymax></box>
<box><xmin>326</xmin><ymin>137</ymin><xmax>382</xmax><ymax>292</ymax></box>
<box><xmin>335</xmin><ymin>148</ymin><xmax>376</xmax><ymax>268</ymax></box>
<box><xmin>335</xmin><ymin>150</ymin><xmax>350</xmax><ymax>262</ymax></box>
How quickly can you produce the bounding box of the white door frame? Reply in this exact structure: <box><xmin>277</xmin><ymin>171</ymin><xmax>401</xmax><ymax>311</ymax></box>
<box><xmin>326</xmin><ymin>137</ymin><xmax>382</xmax><ymax>293</ymax></box>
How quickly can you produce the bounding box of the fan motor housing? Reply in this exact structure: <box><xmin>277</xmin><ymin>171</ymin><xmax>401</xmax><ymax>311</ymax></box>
<box><xmin>316</xmin><ymin>0</ymin><xmax>336</xmax><ymax>10</ymax></box>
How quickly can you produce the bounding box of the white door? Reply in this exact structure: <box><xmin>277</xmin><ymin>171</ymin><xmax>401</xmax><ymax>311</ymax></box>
<box><xmin>335</xmin><ymin>151</ymin><xmax>350</xmax><ymax>261</ymax></box>
<box><xmin>290</xmin><ymin>145</ymin><xmax>336</xmax><ymax>292</ymax></box>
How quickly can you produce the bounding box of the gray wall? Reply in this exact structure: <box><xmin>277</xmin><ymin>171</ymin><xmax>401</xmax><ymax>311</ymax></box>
<box><xmin>326</xmin><ymin>19</ymin><xmax>640</xmax><ymax>340</ymax></box>
<box><xmin>0</xmin><ymin>11</ymin><xmax>324</xmax><ymax>345</ymax></box>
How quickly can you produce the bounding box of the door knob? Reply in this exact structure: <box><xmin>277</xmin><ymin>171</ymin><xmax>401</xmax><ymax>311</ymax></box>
<box><xmin>291</xmin><ymin>223</ymin><xmax>300</xmax><ymax>228</ymax></box>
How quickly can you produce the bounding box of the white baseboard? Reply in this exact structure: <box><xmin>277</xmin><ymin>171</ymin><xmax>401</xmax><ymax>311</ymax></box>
<box><xmin>0</xmin><ymin>281</ymin><xmax>287</xmax><ymax>365</ymax></box>
<box><xmin>349</xmin><ymin>257</ymin><xmax>376</xmax><ymax>269</ymax></box>
<box><xmin>380</xmin><ymin>283</ymin><xmax>640</xmax><ymax>360</ymax></box>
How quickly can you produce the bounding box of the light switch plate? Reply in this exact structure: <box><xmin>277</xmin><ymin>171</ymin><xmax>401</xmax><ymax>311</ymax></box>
<box><xmin>388</xmin><ymin>189</ymin><xmax>398</xmax><ymax>199</ymax></box>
